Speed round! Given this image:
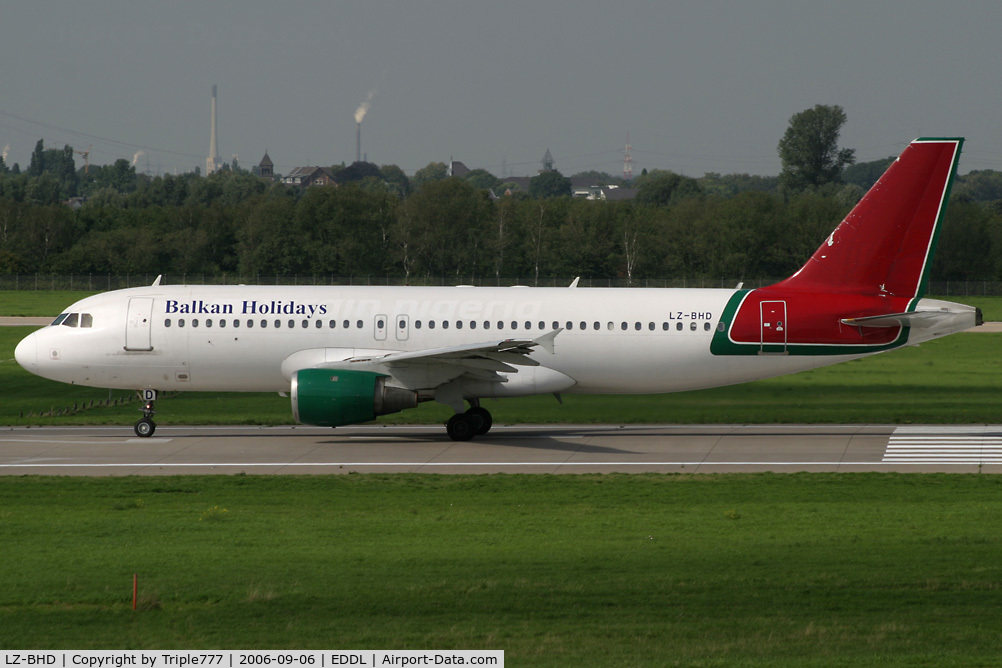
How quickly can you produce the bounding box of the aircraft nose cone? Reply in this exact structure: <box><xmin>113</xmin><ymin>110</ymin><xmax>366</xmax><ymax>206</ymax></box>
<box><xmin>14</xmin><ymin>332</ymin><xmax>37</xmax><ymax>372</ymax></box>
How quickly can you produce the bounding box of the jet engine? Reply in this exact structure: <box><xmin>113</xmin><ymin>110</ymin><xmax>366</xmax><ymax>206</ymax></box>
<box><xmin>291</xmin><ymin>369</ymin><xmax>418</xmax><ymax>427</ymax></box>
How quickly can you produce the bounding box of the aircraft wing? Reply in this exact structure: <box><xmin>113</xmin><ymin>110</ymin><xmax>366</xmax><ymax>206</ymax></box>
<box><xmin>332</xmin><ymin>330</ymin><xmax>561</xmax><ymax>387</ymax></box>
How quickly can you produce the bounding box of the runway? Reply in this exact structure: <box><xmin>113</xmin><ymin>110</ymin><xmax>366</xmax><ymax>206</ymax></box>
<box><xmin>2</xmin><ymin>424</ymin><xmax>1002</xmax><ymax>475</ymax></box>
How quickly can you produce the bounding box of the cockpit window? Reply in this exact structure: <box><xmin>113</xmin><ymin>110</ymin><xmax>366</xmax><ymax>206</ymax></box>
<box><xmin>51</xmin><ymin>312</ymin><xmax>94</xmax><ymax>328</ymax></box>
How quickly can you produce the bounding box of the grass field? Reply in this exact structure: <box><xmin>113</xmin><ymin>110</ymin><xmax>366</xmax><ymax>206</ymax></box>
<box><xmin>3</xmin><ymin>290</ymin><xmax>1002</xmax><ymax>664</ymax></box>
<box><xmin>1</xmin><ymin>473</ymin><xmax>1001</xmax><ymax>665</ymax></box>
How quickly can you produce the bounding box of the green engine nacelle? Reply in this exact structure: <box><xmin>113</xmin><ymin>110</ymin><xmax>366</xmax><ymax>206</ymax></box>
<box><xmin>291</xmin><ymin>368</ymin><xmax>418</xmax><ymax>427</ymax></box>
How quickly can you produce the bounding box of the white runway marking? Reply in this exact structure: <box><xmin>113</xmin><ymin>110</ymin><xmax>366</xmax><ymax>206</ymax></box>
<box><xmin>884</xmin><ymin>426</ymin><xmax>1002</xmax><ymax>463</ymax></box>
<box><xmin>0</xmin><ymin>461</ymin><xmax>958</xmax><ymax>469</ymax></box>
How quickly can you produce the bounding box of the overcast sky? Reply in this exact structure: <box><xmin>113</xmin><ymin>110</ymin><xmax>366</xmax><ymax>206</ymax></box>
<box><xmin>3</xmin><ymin>1</ymin><xmax>1001</xmax><ymax>179</ymax></box>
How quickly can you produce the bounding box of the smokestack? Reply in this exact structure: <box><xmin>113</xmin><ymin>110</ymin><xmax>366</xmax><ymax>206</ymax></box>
<box><xmin>353</xmin><ymin>89</ymin><xmax>374</xmax><ymax>164</ymax></box>
<box><xmin>206</xmin><ymin>84</ymin><xmax>221</xmax><ymax>174</ymax></box>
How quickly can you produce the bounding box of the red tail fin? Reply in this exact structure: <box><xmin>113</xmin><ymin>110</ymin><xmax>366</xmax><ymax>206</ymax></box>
<box><xmin>775</xmin><ymin>138</ymin><xmax>963</xmax><ymax>298</ymax></box>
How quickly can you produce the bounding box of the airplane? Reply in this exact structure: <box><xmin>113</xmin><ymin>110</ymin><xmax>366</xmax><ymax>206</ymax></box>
<box><xmin>14</xmin><ymin>137</ymin><xmax>981</xmax><ymax>441</ymax></box>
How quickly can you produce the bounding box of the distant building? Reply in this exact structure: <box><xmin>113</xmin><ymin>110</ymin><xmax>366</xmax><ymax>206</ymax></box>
<box><xmin>448</xmin><ymin>158</ymin><xmax>470</xmax><ymax>177</ymax></box>
<box><xmin>540</xmin><ymin>149</ymin><xmax>555</xmax><ymax>173</ymax></box>
<box><xmin>282</xmin><ymin>166</ymin><xmax>337</xmax><ymax>188</ymax></box>
<box><xmin>258</xmin><ymin>152</ymin><xmax>274</xmax><ymax>180</ymax></box>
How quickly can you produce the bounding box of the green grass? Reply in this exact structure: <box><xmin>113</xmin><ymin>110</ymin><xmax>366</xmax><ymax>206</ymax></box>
<box><xmin>0</xmin><ymin>290</ymin><xmax>98</xmax><ymax>316</ymax></box>
<box><xmin>1</xmin><ymin>473</ymin><xmax>1001</xmax><ymax>666</ymax></box>
<box><xmin>4</xmin><ymin>325</ymin><xmax>1002</xmax><ymax>427</ymax></box>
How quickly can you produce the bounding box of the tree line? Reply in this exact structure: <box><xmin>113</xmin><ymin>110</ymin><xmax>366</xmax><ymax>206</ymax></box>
<box><xmin>1</xmin><ymin>108</ymin><xmax>1001</xmax><ymax>283</ymax></box>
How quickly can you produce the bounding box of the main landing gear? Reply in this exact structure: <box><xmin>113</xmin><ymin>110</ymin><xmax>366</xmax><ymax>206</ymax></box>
<box><xmin>445</xmin><ymin>403</ymin><xmax>494</xmax><ymax>442</ymax></box>
<box><xmin>134</xmin><ymin>389</ymin><xmax>157</xmax><ymax>437</ymax></box>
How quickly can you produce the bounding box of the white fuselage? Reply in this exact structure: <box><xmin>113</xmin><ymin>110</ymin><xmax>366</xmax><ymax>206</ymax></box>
<box><xmin>14</xmin><ymin>284</ymin><xmax>974</xmax><ymax>398</ymax></box>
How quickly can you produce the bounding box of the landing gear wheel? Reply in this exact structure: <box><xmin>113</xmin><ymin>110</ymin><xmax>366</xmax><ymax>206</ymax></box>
<box><xmin>446</xmin><ymin>413</ymin><xmax>477</xmax><ymax>441</ymax></box>
<box><xmin>134</xmin><ymin>418</ymin><xmax>156</xmax><ymax>438</ymax></box>
<box><xmin>465</xmin><ymin>406</ymin><xmax>493</xmax><ymax>435</ymax></box>
<box><xmin>135</xmin><ymin>389</ymin><xmax>158</xmax><ymax>438</ymax></box>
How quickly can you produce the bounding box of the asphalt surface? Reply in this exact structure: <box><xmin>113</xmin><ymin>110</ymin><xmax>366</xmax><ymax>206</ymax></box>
<box><xmin>2</xmin><ymin>424</ymin><xmax>1001</xmax><ymax>475</ymax></box>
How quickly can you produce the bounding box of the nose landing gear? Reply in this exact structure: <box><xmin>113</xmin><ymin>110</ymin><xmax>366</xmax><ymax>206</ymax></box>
<box><xmin>134</xmin><ymin>389</ymin><xmax>157</xmax><ymax>437</ymax></box>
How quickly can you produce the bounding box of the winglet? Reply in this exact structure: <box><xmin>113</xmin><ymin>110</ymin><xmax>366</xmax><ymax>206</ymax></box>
<box><xmin>569</xmin><ymin>277</ymin><xmax>580</xmax><ymax>288</ymax></box>
<box><xmin>152</xmin><ymin>275</ymin><xmax>162</xmax><ymax>287</ymax></box>
<box><xmin>533</xmin><ymin>328</ymin><xmax>562</xmax><ymax>354</ymax></box>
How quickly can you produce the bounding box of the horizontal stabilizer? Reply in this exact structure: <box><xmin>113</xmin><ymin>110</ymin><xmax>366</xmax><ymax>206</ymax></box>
<box><xmin>842</xmin><ymin>306</ymin><xmax>982</xmax><ymax>330</ymax></box>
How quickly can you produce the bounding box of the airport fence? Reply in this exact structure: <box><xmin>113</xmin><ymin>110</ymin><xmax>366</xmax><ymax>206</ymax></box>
<box><xmin>1</xmin><ymin>274</ymin><xmax>1001</xmax><ymax>295</ymax></box>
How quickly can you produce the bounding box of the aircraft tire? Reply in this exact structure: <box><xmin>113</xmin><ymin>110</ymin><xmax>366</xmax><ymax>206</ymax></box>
<box><xmin>446</xmin><ymin>413</ymin><xmax>476</xmax><ymax>441</ymax></box>
<box><xmin>134</xmin><ymin>418</ymin><xmax>156</xmax><ymax>438</ymax></box>
<box><xmin>466</xmin><ymin>406</ymin><xmax>493</xmax><ymax>435</ymax></box>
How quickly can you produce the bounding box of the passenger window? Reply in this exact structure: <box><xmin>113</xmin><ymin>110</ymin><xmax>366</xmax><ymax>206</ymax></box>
<box><xmin>566</xmin><ymin>321</ymin><xmax>572</xmax><ymax>330</ymax></box>
<box><xmin>456</xmin><ymin>321</ymin><xmax>463</xmax><ymax>330</ymax></box>
<box><xmin>206</xmin><ymin>319</ymin><xmax>213</xmax><ymax>328</ymax></box>
<box><xmin>342</xmin><ymin>320</ymin><xmax>349</xmax><ymax>329</ymax></box>
<box><xmin>525</xmin><ymin>321</ymin><xmax>532</xmax><ymax>330</ymax></box>
<box><xmin>621</xmin><ymin>322</ymin><xmax>627</xmax><ymax>331</ymax></box>
<box><xmin>483</xmin><ymin>321</ymin><xmax>490</xmax><ymax>330</ymax></box>
<box><xmin>676</xmin><ymin>322</ymin><xmax>682</xmax><ymax>331</ymax></box>
<box><xmin>634</xmin><ymin>322</ymin><xmax>641</xmax><ymax>331</ymax></box>
<box><xmin>416</xmin><ymin>320</ymin><xmax>423</xmax><ymax>329</ymax></box>
<box><xmin>179</xmin><ymin>319</ymin><xmax>186</xmax><ymax>328</ymax></box>
<box><xmin>662</xmin><ymin>322</ymin><xmax>669</xmax><ymax>331</ymax></box>
<box><xmin>81</xmin><ymin>313</ymin><xmax>93</xmax><ymax>328</ymax></box>
<box><xmin>443</xmin><ymin>321</ymin><xmax>449</xmax><ymax>330</ymax></box>
<box><xmin>220</xmin><ymin>319</ymin><xmax>227</xmax><ymax>328</ymax></box>
<box><xmin>63</xmin><ymin>313</ymin><xmax>79</xmax><ymax>327</ymax></box>
<box><xmin>356</xmin><ymin>320</ymin><xmax>363</xmax><ymax>329</ymax></box>
<box><xmin>260</xmin><ymin>320</ymin><xmax>267</xmax><ymax>328</ymax></box>
<box><xmin>648</xmin><ymin>322</ymin><xmax>655</xmax><ymax>331</ymax></box>
<box><xmin>593</xmin><ymin>322</ymin><xmax>600</xmax><ymax>330</ymax></box>
<box><xmin>330</xmin><ymin>320</ymin><xmax>337</xmax><ymax>328</ymax></box>
<box><xmin>429</xmin><ymin>321</ymin><xmax>436</xmax><ymax>329</ymax></box>
<box><xmin>192</xmin><ymin>319</ymin><xmax>199</xmax><ymax>327</ymax></box>
<box><xmin>552</xmin><ymin>321</ymin><xmax>560</xmax><ymax>330</ymax></box>
<box><xmin>246</xmin><ymin>319</ymin><xmax>253</xmax><ymax>328</ymax></box>
<box><xmin>704</xmin><ymin>322</ymin><xmax>712</xmax><ymax>331</ymax></box>
<box><xmin>470</xmin><ymin>321</ymin><xmax>477</xmax><ymax>330</ymax></box>
<box><xmin>275</xmin><ymin>320</ymin><xmax>282</xmax><ymax>328</ymax></box>
<box><xmin>579</xmin><ymin>321</ymin><xmax>586</xmax><ymax>330</ymax></box>
<box><xmin>233</xmin><ymin>319</ymin><xmax>239</xmax><ymax>328</ymax></box>
<box><xmin>377</xmin><ymin>319</ymin><xmax>385</xmax><ymax>329</ymax></box>
<box><xmin>315</xmin><ymin>320</ymin><xmax>322</xmax><ymax>329</ymax></box>
<box><xmin>165</xmin><ymin>319</ymin><xmax>172</xmax><ymax>328</ymax></box>
<box><xmin>690</xmin><ymin>322</ymin><xmax>697</xmax><ymax>331</ymax></box>
<box><xmin>717</xmin><ymin>322</ymin><xmax>726</xmax><ymax>332</ymax></box>
<box><xmin>303</xmin><ymin>320</ymin><xmax>309</xmax><ymax>328</ymax></box>
<box><xmin>511</xmin><ymin>321</ymin><xmax>517</xmax><ymax>330</ymax></box>
<box><xmin>607</xmin><ymin>322</ymin><xmax>614</xmax><ymax>331</ymax></box>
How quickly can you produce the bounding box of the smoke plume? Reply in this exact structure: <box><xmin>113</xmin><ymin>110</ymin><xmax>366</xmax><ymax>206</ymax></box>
<box><xmin>1</xmin><ymin>145</ymin><xmax>8</xmax><ymax>163</ymax></box>
<box><xmin>131</xmin><ymin>150</ymin><xmax>145</xmax><ymax>167</ymax></box>
<box><xmin>354</xmin><ymin>89</ymin><xmax>376</xmax><ymax>124</ymax></box>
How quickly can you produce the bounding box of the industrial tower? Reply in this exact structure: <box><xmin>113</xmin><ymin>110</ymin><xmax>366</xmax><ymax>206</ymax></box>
<box><xmin>206</xmin><ymin>84</ymin><xmax>221</xmax><ymax>174</ymax></box>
